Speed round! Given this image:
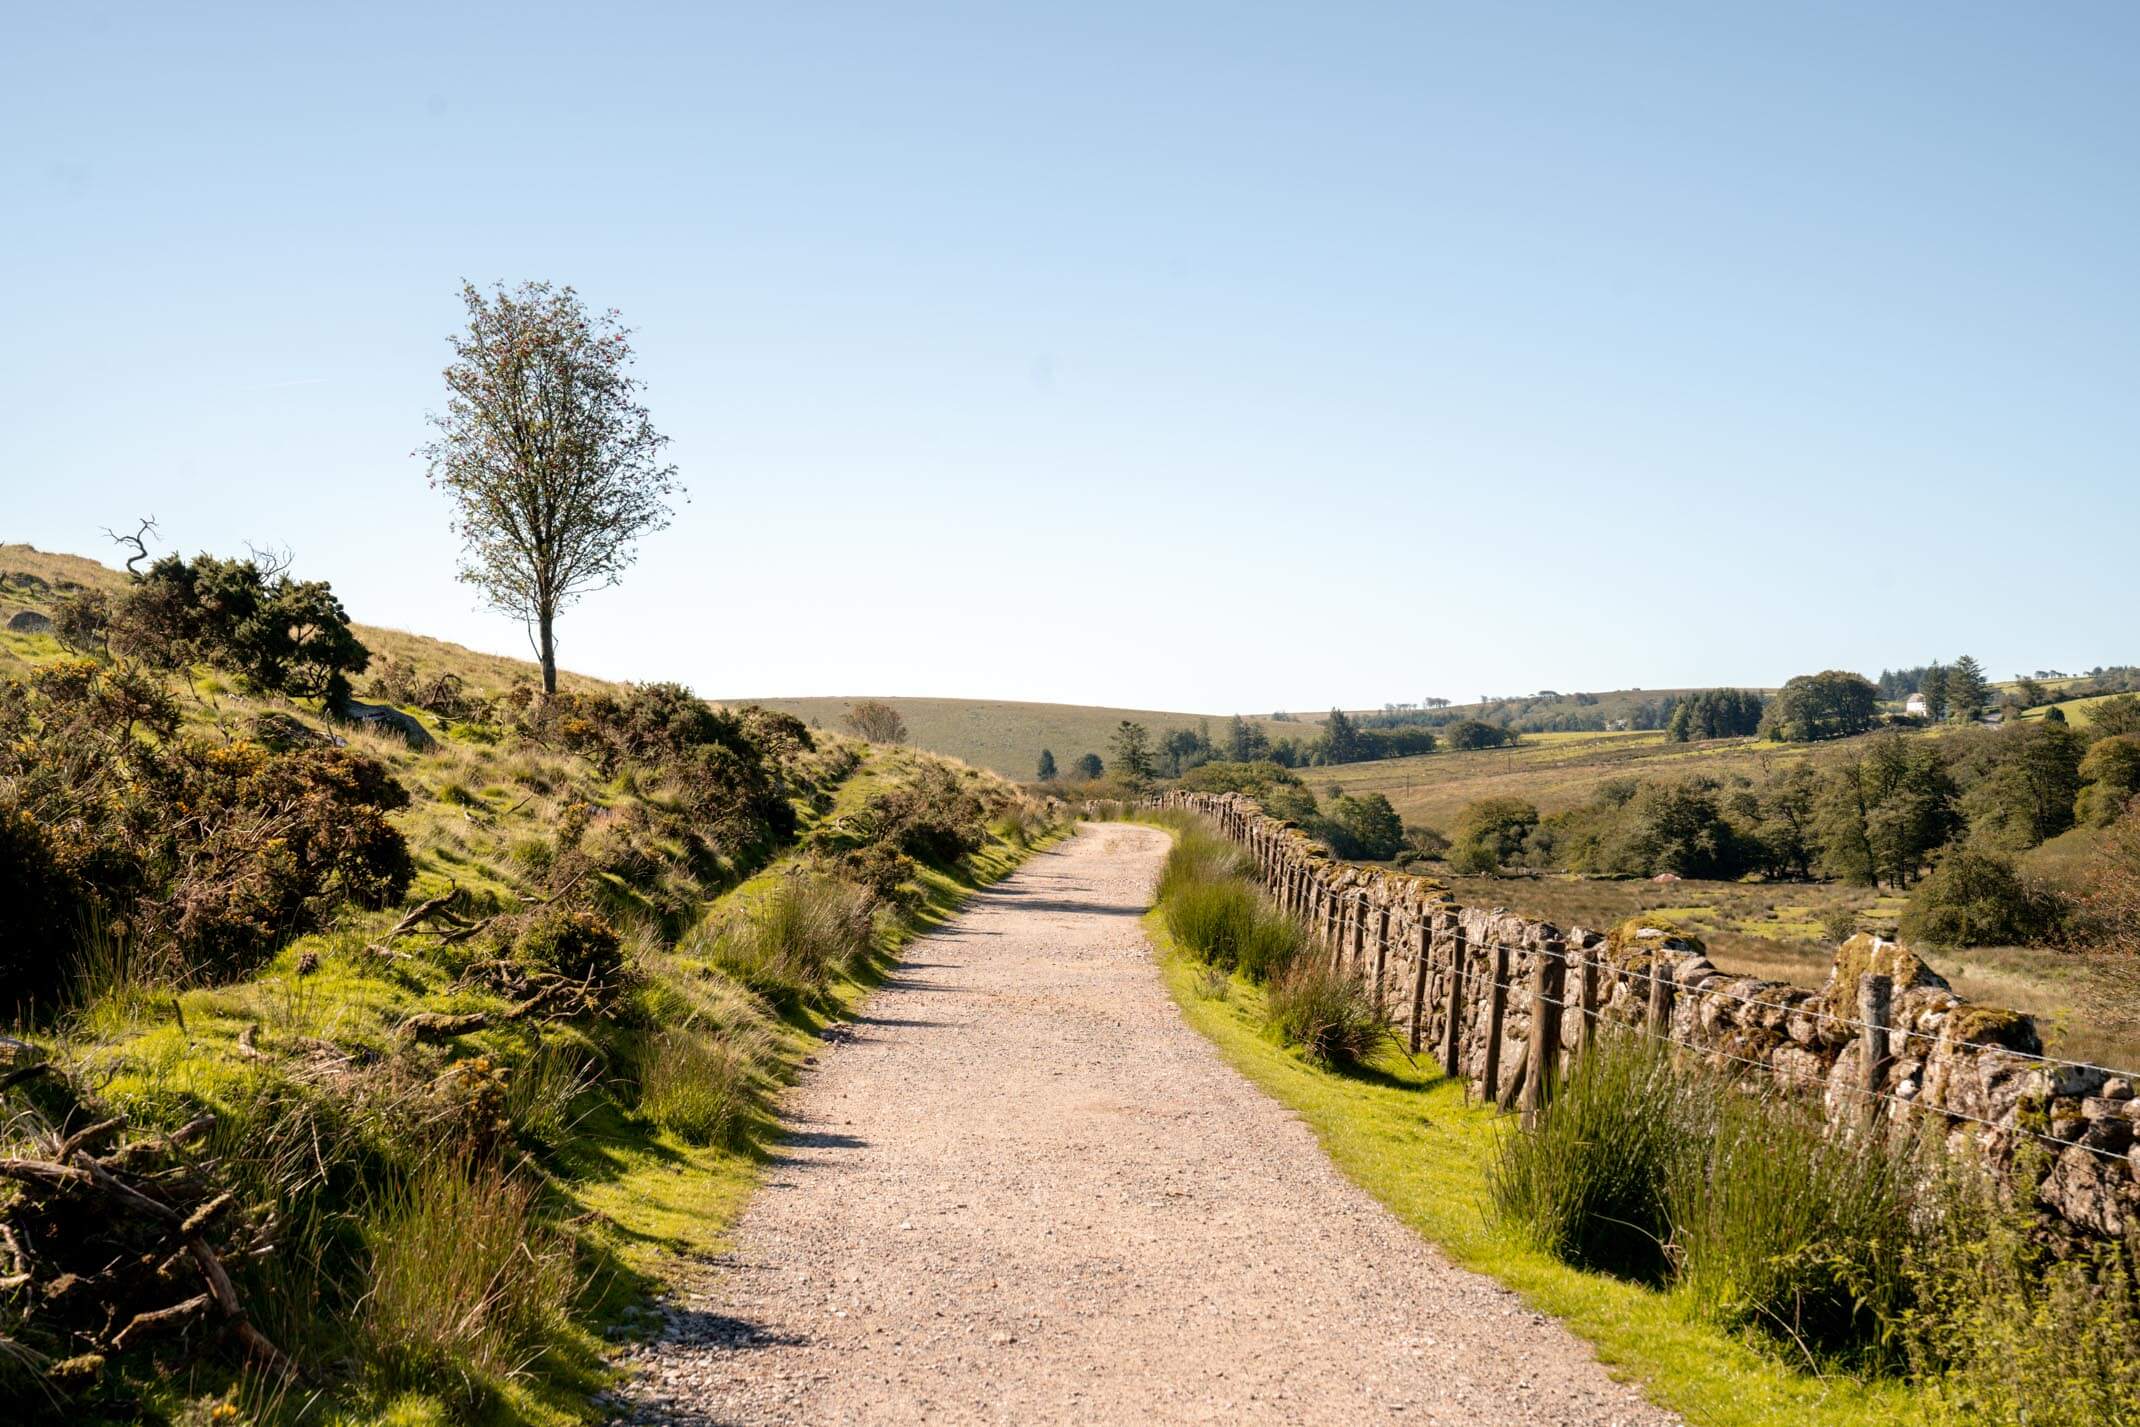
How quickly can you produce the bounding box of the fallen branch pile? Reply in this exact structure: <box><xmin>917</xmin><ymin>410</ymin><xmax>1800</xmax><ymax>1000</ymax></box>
<box><xmin>0</xmin><ymin>1092</ymin><xmax>294</xmax><ymax>1386</ymax></box>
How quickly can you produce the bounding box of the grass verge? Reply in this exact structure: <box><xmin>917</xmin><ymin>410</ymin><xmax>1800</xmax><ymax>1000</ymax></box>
<box><xmin>1145</xmin><ymin>906</ymin><xmax>1925</xmax><ymax>1427</ymax></box>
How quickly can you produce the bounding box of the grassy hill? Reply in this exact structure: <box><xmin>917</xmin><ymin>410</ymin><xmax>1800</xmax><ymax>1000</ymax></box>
<box><xmin>740</xmin><ymin>695</ymin><xmax>1318</xmax><ymax>779</ymax></box>
<box><xmin>1307</xmin><ymin>728</ymin><xmax>1816</xmax><ymax>832</ymax></box>
<box><xmin>0</xmin><ymin>543</ymin><xmax>1068</xmax><ymax>1425</ymax></box>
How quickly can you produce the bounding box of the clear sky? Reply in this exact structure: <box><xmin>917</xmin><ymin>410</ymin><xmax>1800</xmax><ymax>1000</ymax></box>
<box><xmin>6</xmin><ymin>3</ymin><xmax>2136</xmax><ymax>712</ymax></box>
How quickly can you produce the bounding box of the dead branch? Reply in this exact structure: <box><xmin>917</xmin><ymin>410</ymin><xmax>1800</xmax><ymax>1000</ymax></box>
<box><xmin>180</xmin><ymin>1191</ymin><xmax>235</xmax><ymax>1236</ymax></box>
<box><xmin>102</xmin><ymin>516</ymin><xmax>159</xmax><ymax>575</ymax></box>
<box><xmin>111</xmin><ymin>1292</ymin><xmax>213</xmax><ymax>1350</ymax></box>
<box><xmin>51</xmin><ymin>1117</ymin><xmax>125</xmax><ymax>1162</ymax></box>
<box><xmin>0</xmin><ymin>1062</ymin><xmax>52</xmax><ymax>1094</ymax></box>
<box><xmin>398</xmin><ymin>1010</ymin><xmax>492</xmax><ymax>1041</ymax></box>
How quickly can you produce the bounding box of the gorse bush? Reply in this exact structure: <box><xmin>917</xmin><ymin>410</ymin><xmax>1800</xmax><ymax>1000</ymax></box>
<box><xmin>1264</xmin><ymin>958</ymin><xmax>1391</xmax><ymax>1068</ymax></box>
<box><xmin>0</xmin><ymin>660</ymin><xmax>413</xmax><ymax>1011</ymax></box>
<box><xmin>110</xmin><ymin>551</ymin><xmax>373</xmax><ymax>705</ymax></box>
<box><xmin>1489</xmin><ymin>1032</ymin><xmax>1703</xmax><ymax>1283</ymax></box>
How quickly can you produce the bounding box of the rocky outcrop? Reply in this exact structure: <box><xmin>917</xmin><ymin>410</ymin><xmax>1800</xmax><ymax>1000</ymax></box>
<box><xmin>335</xmin><ymin>698</ymin><xmax>436</xmax><ymax>750</ymax></box>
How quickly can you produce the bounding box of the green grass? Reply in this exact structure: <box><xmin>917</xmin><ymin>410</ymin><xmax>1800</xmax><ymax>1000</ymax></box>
<box><xmin>1146</xmin><ymin>910</ymin><xmax>1924</xmax><ymax>1427</ymax></box>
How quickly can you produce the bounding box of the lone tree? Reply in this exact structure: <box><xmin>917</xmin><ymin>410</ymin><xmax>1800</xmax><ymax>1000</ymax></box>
<box><xmin>421</xmin><ymin>280</ymin><xmax>681</xmax><ymax>695</ymax></box>
<box><xmin>1073</xmin><ymin>752</ymin><xmax>1105</xmax><ymax>780</ymax></box>
<box><xmin>844</xmin><ymin>699</ymin><xmax>908</xmax><ymax>744</ymax></box>
<box><xmin>1036</xmin><ymin>748</ymin><xmax>1058</xmax><ymax>781</ymax></box>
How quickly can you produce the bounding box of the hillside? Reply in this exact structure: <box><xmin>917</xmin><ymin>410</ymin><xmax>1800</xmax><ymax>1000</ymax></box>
<box><xmin>0</xmin><ymin>544</ymin><xmax>1069</xmax><ymax>1424</ymax></box>
<box><xmin>740</xmin><ymin>695</ymin><xmax>1319</xmax><ymax>779</ymax></box>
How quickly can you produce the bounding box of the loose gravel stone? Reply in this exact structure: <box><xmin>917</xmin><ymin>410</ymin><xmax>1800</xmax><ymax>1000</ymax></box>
<box><xmin>611</xmin><ymin>824</ymin><xmax>1678</xmax><ymax>1426</ymax></box>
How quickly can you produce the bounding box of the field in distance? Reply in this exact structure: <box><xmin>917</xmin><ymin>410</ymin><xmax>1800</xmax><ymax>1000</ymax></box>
<box><xmin>737</xmin><ymin>696</ymin><xmax>1320</xmax><ymax>780</ymax></box>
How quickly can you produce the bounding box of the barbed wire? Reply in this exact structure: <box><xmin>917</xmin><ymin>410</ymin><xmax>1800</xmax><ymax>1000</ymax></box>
<box><xmin>1277</xmin><ymin>873</ymin><xmax>2140</xmax><ymax>1086</ymax></box>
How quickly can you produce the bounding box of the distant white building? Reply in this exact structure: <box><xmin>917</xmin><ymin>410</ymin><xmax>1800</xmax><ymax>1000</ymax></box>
<box><xmin>1905</xmin><ymin>693</ymin><xmax>1930</xmax><ymax>718</ymax></box>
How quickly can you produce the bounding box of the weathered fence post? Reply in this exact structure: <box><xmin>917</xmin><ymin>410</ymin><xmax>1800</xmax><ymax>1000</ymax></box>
<box><xmin>1482</xmin><ymin>942</ymin><xmax>1511</xmax><ymax>1108</ymax></box>
<box><xmin>1575</xmin><ymin>942</ymin><xmax>1597</xmax><ymax>1057</ymax></box>
<box><xmin>1407</xmin><ymin>917</ymin><xmax>1432</xmax><ymax>1054</ymax></box>
<box><xmin>1520</xmin><ymin>939</ymin><xmax>1566</xmax><ymax>1129</ymax></box>
<box><xmin>1858</xmin><ymin>972</ymin><xmax>1892</xmax><ymax>1127</ymax></box>
<box><xmin>1372</xmin><ymin>904</ymin><xmax>1392</xmax><ymax>1008</ymax></box>
<box><xmin>1646</xmin><ymin>951</ymin><xmax>1674</xmax><ymax>1038</ymax></box>
<box><xmin>1441</xmin><ymin>925</ymin><xmax>1468</xmax><ymax>1083</ymax></box>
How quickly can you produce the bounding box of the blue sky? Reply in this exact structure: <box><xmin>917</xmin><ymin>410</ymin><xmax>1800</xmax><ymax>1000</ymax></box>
<box><xmin>5</xmin><ymin>3</ymin><xmax>2135</xmax><ymax>711</ymax></box>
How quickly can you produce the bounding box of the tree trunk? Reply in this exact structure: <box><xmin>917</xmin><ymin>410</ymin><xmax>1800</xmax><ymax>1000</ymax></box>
<box><xmin>538</xmin><ymin>608</ymin><xmax>558</xmax><ymax>696</ymax></box>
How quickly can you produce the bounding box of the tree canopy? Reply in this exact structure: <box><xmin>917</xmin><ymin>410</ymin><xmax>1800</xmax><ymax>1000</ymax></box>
<box><xmin>420</xmin><ymin>280</ymin><xmax>680</xmax><ymax>694</ymax></box>
<box><xmin>1762</xmin><ymin>670</ymin><xmax>1879</xmax><ymax>743</ymax></box>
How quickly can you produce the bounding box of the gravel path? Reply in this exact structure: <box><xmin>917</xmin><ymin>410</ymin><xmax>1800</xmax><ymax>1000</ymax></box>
<box><xmin>610</xmin><ymin>824</ymin><xmax>1677</xmax><ymax>1426</ymax></box>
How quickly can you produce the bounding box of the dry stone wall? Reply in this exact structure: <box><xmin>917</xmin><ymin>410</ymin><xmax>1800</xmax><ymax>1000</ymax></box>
<box><xmin>1154</xmin><ymin>790</ymin><xmax>2140</xmax><ymax>1242</ymax></box>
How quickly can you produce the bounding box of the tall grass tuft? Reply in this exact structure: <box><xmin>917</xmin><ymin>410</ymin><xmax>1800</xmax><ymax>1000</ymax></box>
<box><xmin>1264</xmin><ymin>958</ymin><xmax>1392</xmax><ymax>1068</ymax></box>
<box><xmin>1150</xmin><ymin>816</ymin><xmax>1255</xmax><ymax>905</ymax></box>
<box><xmin>635</xmin><ymin>1027</ymin><xmax>756</xmax><ymax>1145</ymax></box>
<box><xmin>1163</xmin><ymin>879</ymin><xmax>1302</xmax><ymax>981</ymax></box>
<box><xmin>362</xmin><ymin>1155</ymin><xmax>579</xmax><ymax>1404</ymax></box>
<box><xmin>1666</xmin><ymin>1091</ymin><xmax>1921</xmax><ymax>1368</ymax></box>
<box><xmin>696</xmin><ymin>870</ymin><xmax>876</xmax><ymax>1006</ymax></box>
<box><xmin>1490</xmin><ymin>1032</ymin><xmax>1703</xmax><ymax>1282</ymax></box>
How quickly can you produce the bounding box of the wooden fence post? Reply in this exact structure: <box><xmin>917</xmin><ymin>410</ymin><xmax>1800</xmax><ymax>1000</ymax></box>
<box><xmin>1407</xmin><ymin>917</ymin><xmax>1432</xmax><ymax>1054</ymax></box>
<box><xmin>1858</xmin><ymin>972</ymin><xmax>1892</xmax><ymax>1127</ymax></box>
<box><xmin>1647</xmin><ymin>952</ymin><xmax>1674</xmax><ymax>1039</ymax></box>
<box><xmin>1575</xmin><ymin>943</ymin><xmax>1597</xmax><ymax>1057</ymax></box>
<box><xmin>1441</xmin><ymin>925</ymin><xmax>1468</xmax><ymax>1083</ymax></box>
<box><xmin>1520</xmin><ymin>940</ymin><xmax>1566</xmax><ymax>1129</ymax></box>
<box><xmin>1372</xmin><ymin>905</ymin><xmax>1392</xmax><ymax>1008</ymax></box>
<box><xmin>1481</xmin><ymin>941</ymin><xmax>1511</xmax><ymax>1108</ymax></box>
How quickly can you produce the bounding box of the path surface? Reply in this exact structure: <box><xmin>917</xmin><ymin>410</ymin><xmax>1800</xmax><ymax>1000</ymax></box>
<box><xmin>611</xmin><ymin>824</ymin><xmax>1676</xmax><ymax>1426</ymax></box>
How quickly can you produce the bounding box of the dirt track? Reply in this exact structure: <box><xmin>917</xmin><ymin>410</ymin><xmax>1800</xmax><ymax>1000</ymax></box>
<box><xmin>610</xmin><ymin>823</ymin><xmax>1676</xmax><ymax>1426</ymax></box>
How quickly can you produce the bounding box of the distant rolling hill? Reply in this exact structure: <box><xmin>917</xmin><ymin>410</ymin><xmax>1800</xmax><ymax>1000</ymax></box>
<box><xmin>737</xmin><ymin>697</ymin><xmax>1320</xmax><ymax>780</ymax></box>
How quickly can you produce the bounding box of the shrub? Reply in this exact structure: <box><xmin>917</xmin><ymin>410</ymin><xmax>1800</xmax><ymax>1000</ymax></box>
<box><xmin>845</xmin><ymin>841</ymin><xmax>920</xmax><ymax>904</ymax></box>
<box><xmin>1900</xmin><ymin>847</ymin><xmax>2067</xmax><ymax>947</ymax></box>
<box><xmin>110</xmin><ymin>552</ymin><xmax>372</xmax><ymax>704</ymax></box>
<box><xmin>513</xmin><ymin>905</ymin><xmax>624</xmax><ymax>986</ymax></box>
<box><xmin>1326</xmin><ymin>792</ymin><xmax>1405</xmax><ymax>860</ymax></box>
<box><xmin>362</xmin><ymin>1156</ymin><xmax>578</xmax><ymax>1402</ymax></box>
<box><xmin>1449</xmin><ymin>797</ymin><xmax>1539</xmax><ymax>874</ymax></box>
<box><xmin>843</xmin><ymin>698</ymin><xmax>907</xmax><ymax>744</ymax></box>
<box><xmin>0</xmin><ymin>798</ymin><xmax>86</xmax><ymax>1016</ymax></box>
<box><xmin>1904</xmin><ymin>1155</ymin><xmax>2140</xmax><ymax>1424</ymax></box>
<box><xmin>1490</xmin><ymin>1033</ymin><xmax>1700</xmax><ymax>1282</ymax></box>
<box><xmin>49</xmin><ymin>586</ymin><xmax>110</xmax><ymax>652</ymax></box>
<box><xmin>635</xmin><ymin>1028</ymin><xmax>754</xmax><ymax>1145</ymax></box>
<box><xmin>1264</xmin><ymin>959</ymin><xmax>1390</xmax><ymax>1068</ymax></box>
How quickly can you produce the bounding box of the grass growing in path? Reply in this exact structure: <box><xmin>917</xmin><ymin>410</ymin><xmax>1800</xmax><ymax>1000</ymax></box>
<box><xmin>1146</xmin><ymin>911</ymin><xmax>1923</xmax><ymax>1427</ymax></box>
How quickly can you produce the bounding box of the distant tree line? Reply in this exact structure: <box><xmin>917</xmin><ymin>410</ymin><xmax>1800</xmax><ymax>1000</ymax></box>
<box><xmin>1437</xmin><ymin>698</ymin><xmax>2140</xmax><ymax>946</ymax></box>
<box><xmin>1666</xmin><ymin>689</ymin><xmax>1765</xmax><ymax>742</ymax></box>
